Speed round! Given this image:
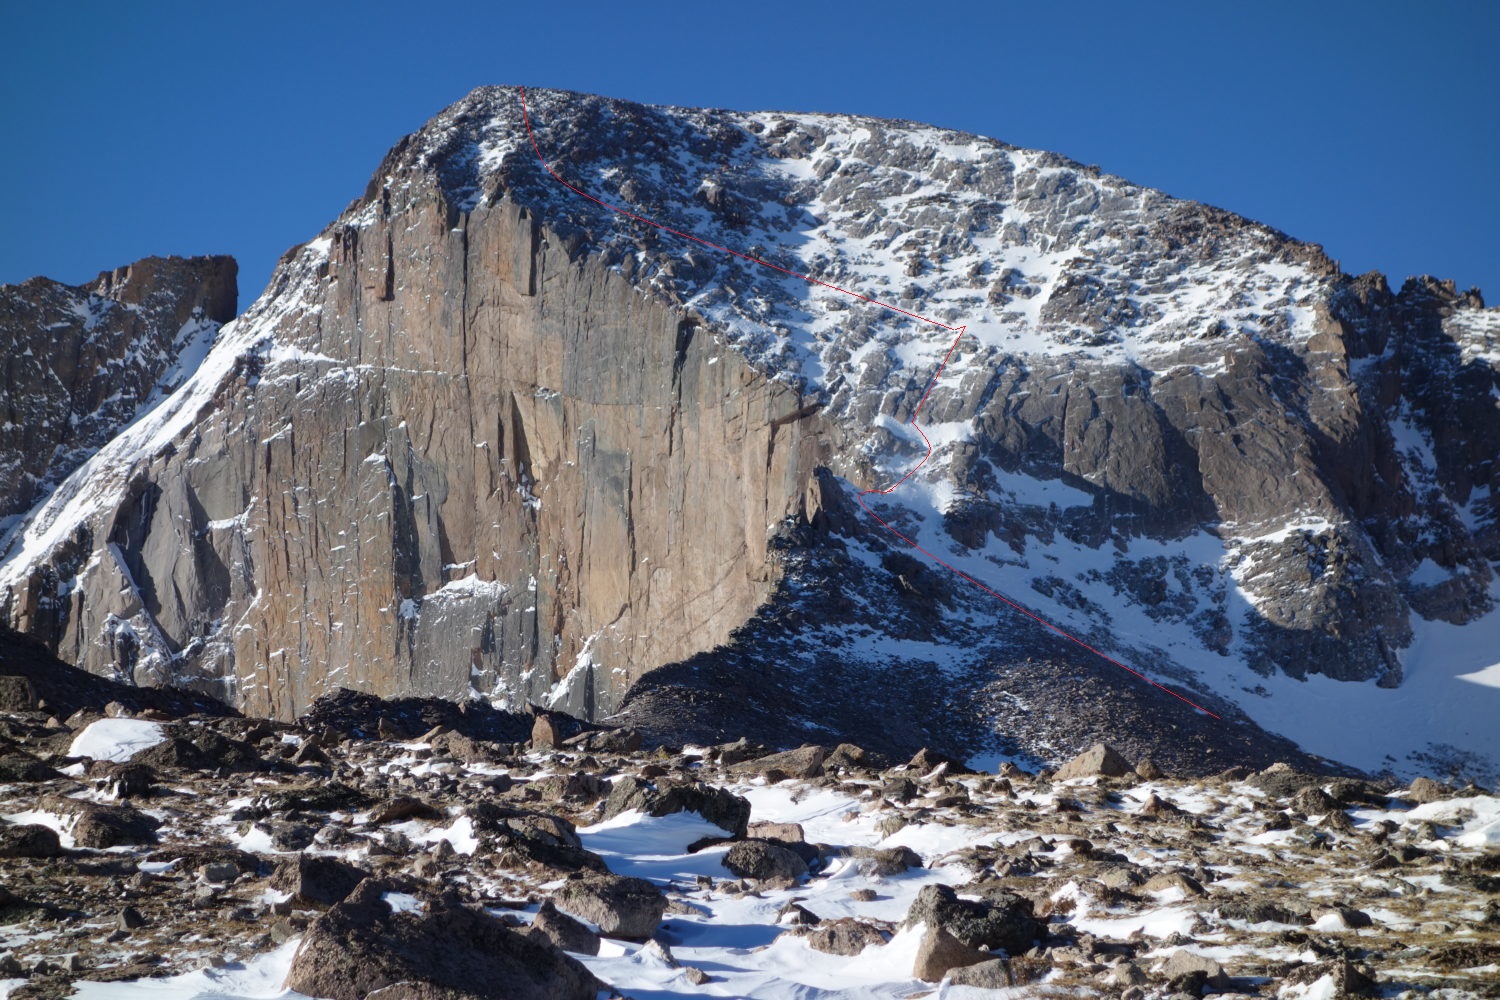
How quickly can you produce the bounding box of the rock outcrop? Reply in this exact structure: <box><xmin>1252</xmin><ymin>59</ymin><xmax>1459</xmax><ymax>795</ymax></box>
<box><xmin>0</xmin><ymin>255</ymin><xmax>237</xmax><ymax>520</ymax></box>
<box><xmin>0</xmin><ymin>169</ymin><xmax>824</xmax><ymax>718</ymax></box>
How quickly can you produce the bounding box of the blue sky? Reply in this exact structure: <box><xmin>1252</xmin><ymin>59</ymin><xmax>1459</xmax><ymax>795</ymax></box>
<box><xmin>2</xmin><ymin>1</ymin><xmax>1495</xmax><ymax>308</ymax></box>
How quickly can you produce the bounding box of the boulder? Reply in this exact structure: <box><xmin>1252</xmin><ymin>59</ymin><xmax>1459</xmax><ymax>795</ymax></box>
<box><xmin>525</xmin><ymin>900</ymin><xmax>599</xmax><ymax>956</ymax></box>
<box><xmin>849</xmin><ymin>844</ymin><xmax>923</xmax><ymax>875</ymax></box>
<box><xmin>131</xmin><ymin>729</ymin><xmax>264</xmax><ymax>773</ymax></box>
<box><xmin>284</xmin><ymin>879</ymin><xmax>600</xmax><ymax>1000</ymax></box>
<box><xmin>369</xmin><ymin>796</ymin><xmax>444</xmax><ymax>825</ymax></box>
<box><xmin>467</xmin><ymin>802</ymin><xmax>604</xmax><ymax>872</ymax></box>
<box><xmin>948</xmin><ymin>958</ymin><xmax>1014</xmax><ymax>988</ymax></box>
<box><xmin>903</xmin><ymin>884</ymin><xmax>1041</xmax><ymax>954</ymax></box>
<box><xmin>1053</xmin><ymin>743</ymin><xmax>1134</xmax><ymax>780</ymax></box>
<box><xmin>1141</xmin><ymin>871</ymin><xmax>1205</xmax><ymax>897</ymax></box>
<box><xmin>747</xmin><ymin>821</ymin><xmax>804</xmax><ymax>843</ymax></box>
<box><xmin>554</xmin><ymin>874</ymin><xmax>666</xmax><ymax>940</ymax></box>
<box><xmin>1406</xmin><ymin>776</ymin><xmax>1448</xmax><ymax>803</ymax></box>
<box><xmin>38</xmin><ymin>794</ymin><xmax>158</xmax><ymax>848</ymax></box>
<box><xmin>1324</xmin><ymin>958</ymin><xmax>1376</xmax><ymax>996</ymax></box>
<box><xmin>1161</xmin><ymin>949</ymin><xmax>1229</xmax><ymax>992</ymax></box>
<box><xmin>1312</xmin><ymin>905</ymin><xmax>1373</xmax><ymax>930</ymax></box>
<box><xmin>602</xmin><ymin>776</ymin><xmax>750</xmax><ymax>838</ymax></box>
<box><xmin>723</xmin><ymin>839</ymin><xmax>809</xmax><ymax>882</ymax></box>
<box><xmin>1135</xmin><ymin>758</ymin><xmax>1165</xmax><ymax>780</ymax></box>
<box><xmin>0</xmin><ymin>823</ymin><xmax>62</xmax><ymax>858</ymax></box>
<box><xmin>714</xmin><ymin>737</ymin><xmax>763</xmax><ymax>766</ymax></box>
<box><xmin>907</xmin><ymin>748</ymin><xmax>969</xmax><ymax>774</ymax></box>
<box><xmin>89</xmin><ymin>761</ymin><xmax>154</xmax><ymax>798</ymax></box>
<box><xmin>912</xmin><ymin>925</ymin><xmax>991</xmax><ymax>982</ymax></box>
<box><xmin>1247</xmin><ymin>762</ymin><xmax>1325</xmax><ymax>799</ymax></box>
<box><xmin>732</xmin><ymin>745</ymin><xmax>827</xmax><ymax>780</ymax></box>
<box><xmin>824</xmin><ymin>744</ymin><xmax>871</xmax><ymax>770</ymax></box>
<box><xmin>259</xmin><ymin>781</ymin><xmax>370</xmax><ymax>815</ymax></box>
<box><xmin>882</xmin><ymin>776</ymin><xmax>918</xmax><ymax>803</ymax></box>
<box><xmin>776</xmin><ymin>902</ymin><xmax>820</xmax><ymax>926</ymax></box>
<box><xmin>1291</xmin><ymin>786</ymin><xmax>1341</xmax><ymax>816</ymax></box>
<box><xmin>273</xmin><ymin>855</ymin><xmax>371</xmax><ymax>908</ymax></box>
<box><xmin>1215</xmin><ymin>896</ymin><xmax>1309</xmax><ymax>926</ymax></box>
<box><xmin>529</xmin><ymin>713</ymin><xmax>560</xmax><ymax>749</ymax></box>
<box><xmin>802</xmin><ymin>918</ymin><xmax>885</xmax><ymax>956</ymax></box>
<box><xmin>0</xmin><ymin>753</ymin><xmax>61</xmax><ymax>782</ymax></box>
<box><xmin>532</xmin><ymin>772</ymin><xmax>607</xmax><ymax>805</ymax></box>
<box><xmin>564</xmin><ymin>728</ymin><xmax>642</xmax><ymax>754</ymax></box>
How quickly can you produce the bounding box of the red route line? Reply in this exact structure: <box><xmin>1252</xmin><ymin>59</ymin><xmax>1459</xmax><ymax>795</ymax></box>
<box><xmin>518</xmin><ymin>87</ymin><xmax>1219</xmax><ymax>720</ymax></box>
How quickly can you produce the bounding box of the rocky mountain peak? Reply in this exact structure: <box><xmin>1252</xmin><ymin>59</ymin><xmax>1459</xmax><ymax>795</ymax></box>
<box><xmin>0</xmin><ymin>87</ymin><xmax>1496</xmax><ymax>783</ymax></box>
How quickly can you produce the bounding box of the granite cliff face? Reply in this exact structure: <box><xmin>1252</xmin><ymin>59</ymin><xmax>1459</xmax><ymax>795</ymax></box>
<box><xmin>1</xmin><ymin>87</ymin><xmax>1496</xmax><ymax>777</ymax></box>
<box><xmin>0</xmin><ymin>177</ymin><xmax>827</xmax><ymax>720</ymax></box>
<box><xmin>0</xmin><ymin>256</ymin><xmax>237</xmax><ymax>521</ymax></box>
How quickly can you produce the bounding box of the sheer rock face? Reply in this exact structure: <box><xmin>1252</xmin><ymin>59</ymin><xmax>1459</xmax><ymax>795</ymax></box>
<box><xmin>0</xmin><ymin>255</ymin><xmax>237</xmax><ymax>519</ymax></box>
<box><xmin>0</xmin><ymin>165</ymin><xmax>827</xmax><ymax>718</ymax></box>
<box><xmin>0</xmin><ymin>86</ymin><xmax>1496</xmax><ymax>759</ymax></box>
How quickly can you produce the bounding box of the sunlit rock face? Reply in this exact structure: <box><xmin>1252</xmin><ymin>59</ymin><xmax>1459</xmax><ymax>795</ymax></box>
<box><xmin>1</xmin><ymin>87</ymin><xmax>1496</xmax><ymax>781</ymax></box>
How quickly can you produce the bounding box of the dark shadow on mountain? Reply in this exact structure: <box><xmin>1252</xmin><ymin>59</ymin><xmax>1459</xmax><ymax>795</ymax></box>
<box><xmin>610</xmin><ymin>486</ymin><xmax>1358</xmax><ymax>777</ymax></box>
<box><xmin>0</xmin><ymin>624</ymin><xmax>236</xmax><ymax>721</ymax></box>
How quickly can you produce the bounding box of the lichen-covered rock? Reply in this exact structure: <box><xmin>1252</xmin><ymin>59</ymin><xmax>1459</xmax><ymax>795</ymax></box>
<box><xmin>800</xmin><ymin>918</ymin><xmax>885</xmax><ymax>956</ymax></box>
<box><xmin>0</xmin><ymin>753</ymin><xmax>60</xmax><ymax>783</ymax></box>
<box><xmin>0</xmin><ymin>675</ymin><xmax>36</xmax><ymax>711</ymax></box>
<box><xmin>273</xmin><ymin>854</ymin><xmax>371</xmax><ymax>908</ymax></box>
<box><xmin>38</xmin><ymin>794</ymin><xmax>159</xmax><ymax>848</ymax></box>
<box><xmin>602</xmin><ymin>776</ymin><xmax>750</xmax><ymax>837</ymax></box>
<box><xmin>732</xmin><ymin>745</ymin><xmax>827</xmax><ymax>780</ymax></box>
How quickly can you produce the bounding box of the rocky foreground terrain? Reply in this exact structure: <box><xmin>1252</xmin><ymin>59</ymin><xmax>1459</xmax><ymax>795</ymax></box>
<box><xmin>0</xmin><ymin>648</ymin><xmax>1496</xmax><ymax>1000</ymax></box>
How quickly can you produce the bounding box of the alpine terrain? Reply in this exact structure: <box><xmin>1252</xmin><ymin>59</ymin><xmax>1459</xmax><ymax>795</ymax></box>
<box><xmin>1</xmin><ymin>87</ymin><xmax>1497</xmax><ymax>783</ymax></box>
<box><xmin>0</xmin><ymin>85</ymin><xmax>1497</xmax><ymax>1000</ymax></box>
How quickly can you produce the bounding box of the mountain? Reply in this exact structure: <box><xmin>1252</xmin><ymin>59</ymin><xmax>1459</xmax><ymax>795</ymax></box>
<box><xmin>0</xmin><ymin>255</ymin><xmax>237</xmax><ymax>523</ymax></box>
<box><xmin>0</xmin><ymin>87</ymin><xmax>1495</xmax><ymax>778</ymax></box>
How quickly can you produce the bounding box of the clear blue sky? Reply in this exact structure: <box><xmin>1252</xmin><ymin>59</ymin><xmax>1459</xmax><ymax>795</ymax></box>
<box><xmin>2</xmin><ymin>1</ymin><xmax>1495</xmax><ymax>309</ymax></box>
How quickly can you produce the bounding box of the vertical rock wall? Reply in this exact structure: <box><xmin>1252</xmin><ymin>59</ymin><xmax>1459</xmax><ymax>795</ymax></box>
<box><xmin>2</xmin><ymin>176</ymin><xmax>827</xmax><ymax>720</ymax></box>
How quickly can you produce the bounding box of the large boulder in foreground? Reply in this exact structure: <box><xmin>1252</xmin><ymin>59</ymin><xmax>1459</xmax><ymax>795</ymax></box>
<box><xmin>284</xmin><ymin>879</ymin><xmax>599</xmax><ymax>1000</ymax></box>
